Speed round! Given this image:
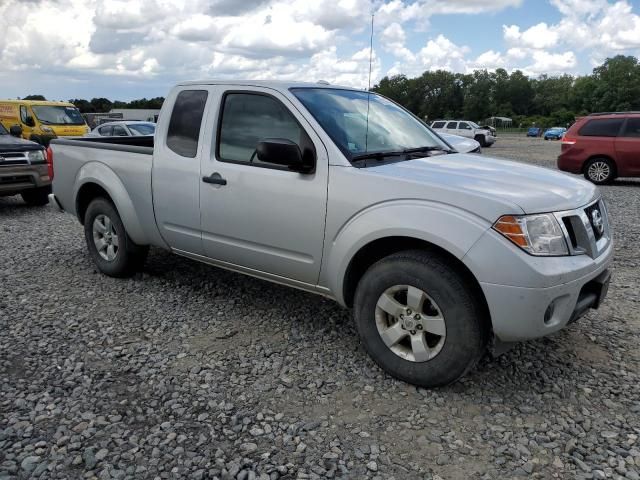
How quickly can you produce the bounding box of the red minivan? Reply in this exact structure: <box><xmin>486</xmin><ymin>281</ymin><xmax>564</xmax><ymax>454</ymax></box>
<box><xmin>557</xmin><ymin>112</ymin><xmax>640</xmax><ymax>184</ymax></box>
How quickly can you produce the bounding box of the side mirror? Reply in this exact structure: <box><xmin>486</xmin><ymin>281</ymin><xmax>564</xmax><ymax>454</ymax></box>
<box><xmin>9</xmin><ymin>125</ymin><xmax>22</xmax><ymax>137</ymax></box>
<box><xmin>256</xmin><ymin>138</ymin><xmax>314</xmax><ymax>173</ymax></box>
<box><xmin>25</xmin><ymin>116</ymin><xmax>36</xmax><ymax>127</ymax></box>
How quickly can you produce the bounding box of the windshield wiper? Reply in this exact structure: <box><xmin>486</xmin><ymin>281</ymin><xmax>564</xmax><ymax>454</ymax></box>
<box><xmin>351</xmin><ymin>145</ymin><xmax>452</xmax><ymax>162</ymax></box>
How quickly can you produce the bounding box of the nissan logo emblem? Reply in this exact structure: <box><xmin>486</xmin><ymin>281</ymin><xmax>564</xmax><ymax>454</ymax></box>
<box><xmin>591</xmin><ymin>209</ymin><xmax>604</xmax><ymax>236</ymax></box>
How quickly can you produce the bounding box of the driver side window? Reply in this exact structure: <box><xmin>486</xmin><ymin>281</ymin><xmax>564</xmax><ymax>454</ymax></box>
<box><xmin>459</xmin><ymin>122</ymin><xmax>471</xmax><ymax>130</ymax></box>
<box><xmin>217</xmin><ymin>92</ymin><xmax>304</xmax><ymax>166</ymax></box>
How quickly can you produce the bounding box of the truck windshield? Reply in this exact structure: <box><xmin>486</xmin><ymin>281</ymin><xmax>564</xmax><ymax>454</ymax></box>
<box><xmin>291</xmin><ymin>88</ymin><xmax>447</xmax><ymax>164</ymax></box>
<box><xmin>32</xmin><ymin>105</ymin><xmax>85</xmax><ymax>125</ymax></box>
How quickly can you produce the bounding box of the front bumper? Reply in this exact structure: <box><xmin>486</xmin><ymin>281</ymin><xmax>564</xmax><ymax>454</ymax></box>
<box><xmin>464</xmin><ymin>202</ymin><xmax>614</xmax><ymax>342</ymax></box>
<box><xmin>0</xmin><ymin>164</ymin><xmax>50</xmax><ymax>195</ymax></box>
<box><xmin>480</xmin><ymin>257</ymin><xmax>612</xmax><ymax>341</ymax></box>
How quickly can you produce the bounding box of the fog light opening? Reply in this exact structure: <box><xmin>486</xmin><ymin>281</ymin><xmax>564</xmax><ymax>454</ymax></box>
<box><xmin>544</xmin><ymin>302</ymin><xmax>555</xmax><ymax>325</ymax></box>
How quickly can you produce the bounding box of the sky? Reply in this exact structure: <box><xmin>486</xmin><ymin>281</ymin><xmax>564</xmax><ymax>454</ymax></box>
<box><xmin>1</xmin><ymin>0</ymin><xmax>639</xmax><ymax>101</ymax></box>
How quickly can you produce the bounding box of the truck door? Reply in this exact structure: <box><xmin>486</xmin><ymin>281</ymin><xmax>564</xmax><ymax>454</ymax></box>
<box><xmin>616</xmin><ymin>117</ymin><xmax>640</xmax><ymax>175</ymax></box>
<box><xmin>151</xmin><ymin>88</ymin><xmax>210</xmax><ymax>255</ymax></box>
<box><xmin>199</xmin><ymin>87</ymin><xmax>328</xmax><ymax>285</ymax></box>
<box><xmin>458</xmin><ymin>121</ymin><xmax>473</xmax><ymax>138</ymax></box>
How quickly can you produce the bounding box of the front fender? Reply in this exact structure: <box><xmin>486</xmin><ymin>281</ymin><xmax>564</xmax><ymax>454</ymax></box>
<box><xmin>321</xmin><ymin>200</ymin><xmax>491</xmax><ymax>305</ymax></box>
<box><xmin>74</xmin><ymin>162</ymin><xmax>148</xmax><ymax>245</ymax></box>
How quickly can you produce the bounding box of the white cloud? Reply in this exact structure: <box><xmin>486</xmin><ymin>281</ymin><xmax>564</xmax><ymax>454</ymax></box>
<box><xmin>503</xmin><ymin>22</ymin><xmax>559</xmax><ymax>49</ymax></box>
<box><xmin>0</xmin><ymin>0</ymin><xmax>639</xmax><ymax>101</ymax></box>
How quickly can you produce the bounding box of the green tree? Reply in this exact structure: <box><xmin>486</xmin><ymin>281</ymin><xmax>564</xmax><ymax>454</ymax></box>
<box><xmin>24</xmin><ymin>95</ymin><xmax>46</xmax><ymax>100</ymax></box>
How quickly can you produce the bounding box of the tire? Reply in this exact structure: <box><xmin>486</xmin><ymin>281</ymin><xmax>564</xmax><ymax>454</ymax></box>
<box><xmin>83</xmin><ymin>197</ymin><xmax>148</xmax><ymax>277</ymax></box>
<box><xmin>584</xmin><ymin>157</ymin><xmax>615</xmax><ymax>185</ymax></box>
<box><xmin>353</xmin><ymin>249</ymin><xmax>488</xmax><ymax>388</ymax></box>
<box><xmin>474</xmin><ymin>135</ymin><xmax>487</xmax><ymax>147</ymax></box>
<box><xmin>21</xmin><ymin>186</ymin><xmax>50</xmax><ymax>206</ymax></box>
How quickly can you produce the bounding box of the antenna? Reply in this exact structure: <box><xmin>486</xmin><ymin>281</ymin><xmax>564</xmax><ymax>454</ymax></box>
<box><xmin>368</xmin><ymin>14</ymin><xmax>374</xmax><ymax>91</ymax></box>
<box><xmin>364</xmin><ymin>13</ymin><xmax>374</xmax><ymax>156</ymax></box>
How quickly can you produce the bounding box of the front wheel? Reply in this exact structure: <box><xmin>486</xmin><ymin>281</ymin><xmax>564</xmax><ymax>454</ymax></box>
<box><xmin>21</xmin><ymin>186</ymin><xmax>50</xmax><ymax>206</ymax></box>
<box><xmin>353</xmin><ymin>250</ymin><xmax>488</xmax><ymax>388</ymax></box>
<box><xmin>84</xmin><ymin>198</ymin><xmax>148</xmax><ymax>277</ymax></box>
<box><xmin>474</xmin><ymin>135</ymin><xmax>487</xmax><ymax>147</ymax></box>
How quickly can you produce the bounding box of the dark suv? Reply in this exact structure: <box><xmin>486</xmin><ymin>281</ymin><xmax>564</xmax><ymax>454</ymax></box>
<box><xmin>0</xmin><ymin>124</ymin><xmax>51</xmax><ymax>205</ymax></box>
<box><xmin>557</xmin><ymin>112</ymin><xmax>640</xmax><ymax>184</ymax></box>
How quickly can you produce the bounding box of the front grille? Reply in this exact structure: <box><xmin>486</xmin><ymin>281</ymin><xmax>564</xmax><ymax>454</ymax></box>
<box><xmin>0</xmin><ymin>151</ymin><xmax>29</xmax><ymax>167</ymax></box>
<box><xmin>555</xmin><ymin>199</ymin><xmax>610</xmax><ymax>258</ymax></box>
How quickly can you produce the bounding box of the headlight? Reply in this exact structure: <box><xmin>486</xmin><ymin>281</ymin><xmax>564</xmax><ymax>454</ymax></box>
<box><xmin>493</xmin><ymin>214</ymin><xmax>569</xmax><ymax>256</ymax></box>
<box><xmin>27</xmin><ymin>150</ymin><xmax>45</xmax><ymax>162</ymax></box>
<box><xmin>40</xmin><ymin>126</ymin><xmax>53</xmax><ymax>133</ymax></box>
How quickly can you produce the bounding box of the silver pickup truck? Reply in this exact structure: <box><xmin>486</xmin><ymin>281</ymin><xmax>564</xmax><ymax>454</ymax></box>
<box><xmin>50</xmin><ymin>81</ymin><xmax>613</xmax><ymax>387</ymax></box>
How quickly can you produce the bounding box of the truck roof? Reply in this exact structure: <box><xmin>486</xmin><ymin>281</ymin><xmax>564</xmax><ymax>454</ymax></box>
<box><xmin>175</xmin><ymin>80</ymin><xmax>363</xmax><ymax>91</ymax></box>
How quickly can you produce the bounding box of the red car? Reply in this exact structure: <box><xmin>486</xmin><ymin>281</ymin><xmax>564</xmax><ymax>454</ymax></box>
<box><xmin>557</xmin><ymin>112</ymin><xmax>640</xmax><ymax>184</ymax></box>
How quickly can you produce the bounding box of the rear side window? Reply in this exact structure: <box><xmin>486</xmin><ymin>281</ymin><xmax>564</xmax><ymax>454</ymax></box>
<box><xmin>446</xmin><ymin>121</ymin><xmax>457</xmax><ymax>129</ymax></box>
<box><xmin>217</xmin><ymin>93</ymin><xmax>304</xmax><ymax>166</ymax></box>
<box><xmin>431</xmin><ymin>121</ymin><xmax>445</xmax><ymax>129</ymax></box>
<box><xmin>112</xmin><ymin>125</ymin><xmax>128</xmax><ymax>136</ymax></box>
<box><xmin>622</xmin><ymin>118</ymin><xmax>640</xmax><ymax>138</ymax></box>
<box><xmin>167</xmin><ymin>90</ymin><xmax>208</xmax><ymax>158</ymax></box>
<box><xmin>579</xmin><ymin>119</ymin><xmax>624</xmax><ymax>137</ymax></box>
<box><xmin>99</xmin><ymin>125</ymin><xmax>112</xmax><ymax>136</ymax></box>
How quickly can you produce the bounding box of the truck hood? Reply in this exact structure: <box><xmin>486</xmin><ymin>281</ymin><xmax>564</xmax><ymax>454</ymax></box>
<box><xmin>369</xmin><ymin>153</ymin><xmax>598</xmax><ymax>214</ymax></box>
<box><xmin>0</xmin><ymin>134</ymin><xmax>44</xmax><ymax>151</ymax></box>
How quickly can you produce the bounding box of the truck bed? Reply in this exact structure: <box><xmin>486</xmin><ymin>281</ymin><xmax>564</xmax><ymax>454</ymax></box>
<box><xmin>50</xmin><ymin>135</ymin><xmax>165</xmax><ymax>248</ymax></box>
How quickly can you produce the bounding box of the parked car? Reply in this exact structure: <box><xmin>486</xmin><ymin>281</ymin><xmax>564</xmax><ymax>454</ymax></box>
<box><xmin>50</xmin><ymin>81</ymin><xmax>612</xmax><ymax>388</ymax></box>
<box><xmin>430</xmin><ymin>120</ymin><xmax>496</xmax><ymax>147</ymax></box>
<box><xmin>88</xmin><ymin>121</ymin><xmax>156</xmax><ymax>137</ymax></box>
<box><xmin>0</xmin><ymin>123</ymin><xmax>51</xmax><ymax>205</ymax></box>
<box><xmin>544</xmin><ymin>127</ymin><xmax>566</xmax><ymax>140</ymax></box>
<box><xmin>527</xmin><ymin>127</ymin><xmax>542</xmax><ymax>137</ymax></box>
<box><xmin>0</xmin><ymin>99</ymin><xmax>89</xmax><ymax>145</ymax></box>
<box><xmin>558</xmin><ymin>112</ymin><xmax>640</xmax><ymax>184</ymax></box>
<box><xmin>438</xmin><ymin>132</ymin><xmax>481</xmax><ymax>153</ymax></box>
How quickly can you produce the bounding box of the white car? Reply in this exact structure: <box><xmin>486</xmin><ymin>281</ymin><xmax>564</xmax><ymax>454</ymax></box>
<box><xmin>431</xmin><ymin>120</ymin><xmax>496</xmax><ymax>147</ymax></box>
<box><xmin>439</xmin><ymin>132</ymin><xmax>481</xmax><ymax>153</ymax></box>
<box><xmin>89</xmin><ymin>121</ymin><xmax>155</xmax><ymax>137</ymax></box>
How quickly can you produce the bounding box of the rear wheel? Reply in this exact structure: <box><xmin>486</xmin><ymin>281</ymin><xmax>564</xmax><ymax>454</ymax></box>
<box><xmin>353</xmin><ymin>250</ymin><xmax>488</xmax><ymax>388</ymax></box>
<box><xmin>21</xmin><ymin>186</ymin><xmax>50</xmax><ymax>206</ymax></box>
<box><xmin>84</xmin><ymin>198</ymin><xmax>148</xmax><ymax>277</ymax></box>
<box><xmin>584</xmin><ymin>157</ymin><xmax>615</xmax><ymax>185</ymax></box>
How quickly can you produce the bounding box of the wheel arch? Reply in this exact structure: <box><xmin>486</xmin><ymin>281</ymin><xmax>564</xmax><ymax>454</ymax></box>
<box><xmin>341</xmin><ymin>236</ymin><xmax>490</xmax><ymax>328</ymax></box>
<box><xmin>73</xmin><ymin>165</ymin><xmax>149</xmax><ymax>245</ymax></box>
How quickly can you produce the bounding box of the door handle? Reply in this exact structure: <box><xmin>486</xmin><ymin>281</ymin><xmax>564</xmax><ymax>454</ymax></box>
<box><xmin>202</xmin><ymin>172</ymin><xmax>227</xmax><ymax>185</ymax></box>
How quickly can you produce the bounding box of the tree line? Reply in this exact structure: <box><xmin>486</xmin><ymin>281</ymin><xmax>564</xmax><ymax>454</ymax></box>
<box><xmin>373</xmin><ymin>55</ymin><xmax>640</xmax><ymax>128</ymax></box>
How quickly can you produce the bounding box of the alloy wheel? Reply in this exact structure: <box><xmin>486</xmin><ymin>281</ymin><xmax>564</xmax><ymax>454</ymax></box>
<box><xmin>375</xmin><ymin>285</ymin><xmax>446</xmax><ymax>362</ymax></box>
<box><xmin>92</xmin><ymin>214</ymin><xmax>119</xmax><ymax>261</ymax></box>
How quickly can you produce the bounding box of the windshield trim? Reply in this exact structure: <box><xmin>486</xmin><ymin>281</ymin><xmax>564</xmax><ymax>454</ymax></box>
<box><xmin>289</xmin><ymin>87</ymin><xmax>449</xmax><ymax>166</ymax></box>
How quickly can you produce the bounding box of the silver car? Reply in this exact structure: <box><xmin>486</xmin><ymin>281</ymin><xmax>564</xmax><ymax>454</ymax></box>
<box><xmin>88</xmin><ymin>121</ymin><xmax>155</xmax><ymax>137</ymax></box>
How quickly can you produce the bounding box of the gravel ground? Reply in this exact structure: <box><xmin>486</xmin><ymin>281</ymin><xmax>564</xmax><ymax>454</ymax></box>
<box><xmin>1</xmin><ymin>134</ymin><xmax>639</xmax><ymax>480</ymax></box>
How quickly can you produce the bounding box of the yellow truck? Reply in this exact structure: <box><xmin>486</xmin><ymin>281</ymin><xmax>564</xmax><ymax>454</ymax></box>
<box><xmin>0</xmin><ymin>100</ymin><xmax>89</xmax><ymax>145</ymax></box>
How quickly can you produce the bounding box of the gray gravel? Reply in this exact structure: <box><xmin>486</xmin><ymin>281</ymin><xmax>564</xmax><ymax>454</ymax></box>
<box><xmin>1</xmin><ymin>134</ymin><xmax>639</xmax><ymax>479</ymax></box>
